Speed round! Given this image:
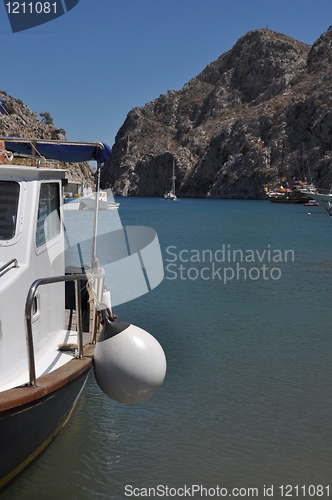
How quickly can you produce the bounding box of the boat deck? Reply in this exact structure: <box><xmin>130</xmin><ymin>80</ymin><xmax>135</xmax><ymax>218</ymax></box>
<box><xmin>0</xmin><ymin>310</ymin><xmax>91</xmax><ymax>393</ymax></box>
<box><xmin>0</xmin><ymin>342</ymin><xmax>95</xmax><ymax>413</ymax></box>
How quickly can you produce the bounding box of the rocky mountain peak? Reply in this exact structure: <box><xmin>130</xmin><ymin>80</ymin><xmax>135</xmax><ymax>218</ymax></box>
<box><xmin>196</xmin><ymin>29</ymin><xmax>309</xmax><ymax>102</ymax></box>
<box><xmin>307</xmin><ymin>26</ymin><xmax>332</xmax><ymax>72</ymax></box>
<box><xmin>101</xmin><ymin>28</ymin><xmax>332</xmax><ymax>199</ymax></box>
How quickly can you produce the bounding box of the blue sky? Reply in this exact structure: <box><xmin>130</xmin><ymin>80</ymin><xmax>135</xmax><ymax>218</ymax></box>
<box><xmin>0</xmin><ymin>0</ymin><xmax>331</xmax><ymax>147</ymax></box>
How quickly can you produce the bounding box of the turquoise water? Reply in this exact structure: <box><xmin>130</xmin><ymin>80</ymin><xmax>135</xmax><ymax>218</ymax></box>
<box><xmin>3</xmin><ymin>198</ymin><xmax>332</xmax><ymax>500</ymax></box>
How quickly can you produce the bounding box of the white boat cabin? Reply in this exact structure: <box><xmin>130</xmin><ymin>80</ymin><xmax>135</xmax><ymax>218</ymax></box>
<box><xmin>0</xmin><ymin>165</ymin><xmax>75</xmax><ymax>391</ymax></box>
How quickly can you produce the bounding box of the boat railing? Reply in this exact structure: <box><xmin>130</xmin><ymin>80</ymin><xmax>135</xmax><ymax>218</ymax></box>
<box><xmin>0</xmin><ymin>258</ymin><xmax>19</xmax><ymax>276</ymax></box>
<box><xmin>25</xmin><ymin>271</ymin><xmax>104</xmax><ymax>387</ymax></box>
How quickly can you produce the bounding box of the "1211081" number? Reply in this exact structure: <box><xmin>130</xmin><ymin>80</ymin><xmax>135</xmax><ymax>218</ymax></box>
<box><xmin>279</xmin><ymin>485</ymin><xmax>330</xmax><ymax>497</ymax></box>
<box><xmin>6</xmin><ymin>2</ymin><xmax>57</xmax><ymax>14</ymax></box>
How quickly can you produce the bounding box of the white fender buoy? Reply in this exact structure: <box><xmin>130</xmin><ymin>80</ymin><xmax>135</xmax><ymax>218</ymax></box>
<box><xmin>94</xmin><ymin>312</ymin><xmax>166</xmax><ymax>404</ymax></box>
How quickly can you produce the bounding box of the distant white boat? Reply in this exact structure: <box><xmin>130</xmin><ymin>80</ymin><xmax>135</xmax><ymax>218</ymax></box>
<box><xmin>164</xmin><ymin>159</ymin><xmax>177</xmax><ymax>200</ymax></box>
<box><xmin>164</xmin><ymin>191</ymin><xmax>177</xmax><ymax>201</ymax></box>
<box><xmin>308</xmin><ymin>189</ymin><xmax>332</xmax><ymax>211</ymax></box>
<box><xmin>64</xmin><ymin>189</ymin><xmax>120</xmax><ymax>211</ymax></box>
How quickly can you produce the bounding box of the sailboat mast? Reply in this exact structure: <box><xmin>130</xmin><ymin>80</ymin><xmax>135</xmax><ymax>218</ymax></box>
<box><xmin>172</xmin><ymin>158</ymin><xmax>176</xmax><ymax>196</ymax></box>
<box><xmin>281</xmin><ymin>140</ymin><xmax>284</xmax><ymax>184</ymax></box>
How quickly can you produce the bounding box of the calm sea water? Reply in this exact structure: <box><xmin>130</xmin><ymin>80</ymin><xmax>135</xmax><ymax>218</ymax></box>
<box><xmin>3</xmin><ymin>198</ymin><xmax>332</xmax><ymax>500</ymax></box>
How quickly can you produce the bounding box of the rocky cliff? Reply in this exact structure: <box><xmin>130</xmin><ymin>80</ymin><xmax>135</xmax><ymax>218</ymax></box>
<box><xmin>101</xmin><ymin>27</ymin><xmax>332</xmax><ymax>198</ymax></box>
<box><xmin>0</xmin><ymin>92</ymin><xmax>95</xmax><ymax>185</ymax></box>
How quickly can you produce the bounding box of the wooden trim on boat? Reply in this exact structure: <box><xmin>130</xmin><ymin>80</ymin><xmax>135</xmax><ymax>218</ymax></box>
<box><xmin>0</xmin><ymin>343</ymin><xmax>96</xmax><ymax>413</ymax></box>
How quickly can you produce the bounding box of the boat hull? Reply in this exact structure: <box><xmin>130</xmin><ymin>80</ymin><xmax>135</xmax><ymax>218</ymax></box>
<box><xmin>0</xmin><ymin>351</ymin><xmax>94</xmax><ymax>492</ymax></box>
<box><xmin>64</xmin><ymin>199</ymin><xmax>119</xmax><ymax>210</ymax></box>
<box><xmin>307</xmin><ymin>193</ymin><xmax>332</xmax><ymax>210</ymax></box>
<box><xmin>269</xmin><ymin>198</ymin><xmax>307</xmax><ymax>204</ymax></box>
<box><xmin>268</xmin><ymin>192</ymin><xmax>310</xmax><ymax>204</ymax></box>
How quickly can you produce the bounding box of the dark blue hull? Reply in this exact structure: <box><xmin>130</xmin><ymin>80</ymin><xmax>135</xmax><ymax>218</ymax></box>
<box><xmin>0</xmin><ymin>353</ymin><xmax>94</xmax><ymax>492</ymax></box>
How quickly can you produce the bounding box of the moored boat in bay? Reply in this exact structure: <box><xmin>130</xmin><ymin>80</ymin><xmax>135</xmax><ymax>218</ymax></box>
<box><xmin>0</xmin><ymin>137</ymin><xmax>166</xmax><ymax>492</ymax></box>
<box><xmin>307</xmin><ymin>188</ymin><xmax>332</xmax><ymax>211</ymax></box>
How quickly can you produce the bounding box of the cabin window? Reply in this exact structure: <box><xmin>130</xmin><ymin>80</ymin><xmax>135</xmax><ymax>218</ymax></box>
<box><xmin>0</xmin><ymin>181</ymin><xmax>20</xmax><ymax>240</ymax></box>
<box><xmin>36</xmin><ymin>182</ymin><xmax>60</xmax><ymax>248</ymax></box>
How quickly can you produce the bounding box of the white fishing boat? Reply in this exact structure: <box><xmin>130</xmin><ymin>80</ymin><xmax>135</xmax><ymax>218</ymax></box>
<box><xmin>0</xmin><ymin>137</ymin><xmax>166</xmax><ymax>492</ymax></box>
<box><xmin>64</xmin><ymin>185</ymin><xmax>120</xmax><ymax>211</ymax></box>
<box><xmin>164</xmin><ymin>159</ymin><xmax>177</xmax><ymax>200</ymax></box>
<box><xmin>78</xmin><ymin>191</ymin><xmax>120</xmax><ymax>210</ymax></box>
<box><xmin>307</xmin><ymin>189</ymin><xmax>332</xmax><ymax>211</ymax></box>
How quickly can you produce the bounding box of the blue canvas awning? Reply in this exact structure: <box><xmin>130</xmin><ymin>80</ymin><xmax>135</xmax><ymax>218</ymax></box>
<box><xmin>2</xmin><ymin>138</ymin><xmax>112</xmax><ymax>164</ymax></box>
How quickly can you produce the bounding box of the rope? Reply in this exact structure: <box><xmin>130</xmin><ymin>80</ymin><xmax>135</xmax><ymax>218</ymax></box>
<box><xmin>86</xmin><ymin>271</ymin><xmax>116</xmax><ymax>321</ymax></box>
<box><xmin>0</xmin><ymin>146</ymin><xmax>47</xmax><ymax>165</ymax></box>
<box><xmin>0</xmin><ymin>150</ymin><xmax>14</xmax><ymax>161</ymax></box>
<box><xmin>86</xmin><ymin>271</ymin><xmax>102</xmax><ymax>311</ymax></box>
<box><xmin>29</xmin><ymin>142</ymin><xmax>47</xmax><ymax>164</ymax></box>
